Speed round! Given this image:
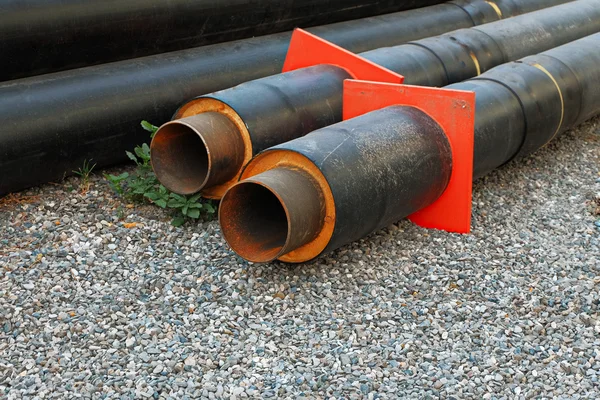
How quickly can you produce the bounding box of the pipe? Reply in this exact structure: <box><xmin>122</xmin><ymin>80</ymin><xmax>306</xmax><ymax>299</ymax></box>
<box><xmin>0</xmin><ymin>0</ymin><xmax>449</xmax><ymax>82</ymax></box>
<box><xmin>1</xmin><ymin>0</ymin><xmax>560</xmax><ymax>196</ymax></box>
<box><xmin>156</xmin><ymin>0</ymin><xmax>595</xmax><ymax>198</ymax></box>
<box><xmin>219</xmin><ymin>168</ymin><xmax>326</xmax><ymax>263</ymax></box>
<box><xmin>151</xmin><ymin>113</ymin><xmax>247</xmax><ymax>193</ymax></box>
<box><xmin>152</xmin><ymin>65</ymin><xmax>354</xmax><ymax>196</ymax></box>
<box><xmin>220</xmin><ymin>33</ymin><xmax>600</xmax><ymax>263</ymax></box>
<box><xmin>220</xmin><ymin>107</ymin><xmax>452</xmax><ymax>262</ymax></box>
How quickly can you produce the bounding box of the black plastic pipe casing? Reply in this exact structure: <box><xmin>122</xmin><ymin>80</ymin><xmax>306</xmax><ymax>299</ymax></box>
<box><xmin>200</xmin><ymin>66</ymin><xmax>353</xmax><ymax>155</ymax></box>
<box><xmin>448</xmin><ymin>33</ymin><xmax>600</xmax><ymax>177</ymax></box>
<box><xmin>362</xmin><ymin>0</ymin><xmax>600</xmax><ymax>84</ymax></box>
<box><xmin>177</xmin><ymin>0</ymin><xmax>599</xmax><ymax>186</ymax></box>
<box><xmin>1</xmin><ymin>0</ymin><xmax>558</xmax><ymax>195</ymax></box>
<box><xmin>260</xmin><ymin>107</ymin><xmax>453</xmax><ymax>255</ymax></box>
<box><xmin>0</xmin><ymin>0</ymin><xmax>451</xmax><ymax>82</ymax></box>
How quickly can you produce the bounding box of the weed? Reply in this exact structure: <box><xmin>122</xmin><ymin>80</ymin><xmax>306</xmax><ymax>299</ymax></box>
<box><xmin>141</xmin><ymin>120</ymin><xmax>159</xmax><ymax>138</ymax></box>
<box><xmin>167</xmin><ymin>193</ymin><xmax>215</xmax><ymax>227</ymax></box>
<box><xmin>104</xmin><ymin>121</ymin><xmax>216</xmax><ymax>226</ymax></box>
<box><xmin>104</xmin><ymin>172</ymin><xmax>129</xmax><ymax>196</ymax></box>
<box><xmin>72</xmin><ymin>159</ymin><xmax>96</xmax><ymax>191</ymax></box>
<box><xmin>116</xmin><ymin>206</ymin><xmax>126</xmax><ymax>221</ymax></box>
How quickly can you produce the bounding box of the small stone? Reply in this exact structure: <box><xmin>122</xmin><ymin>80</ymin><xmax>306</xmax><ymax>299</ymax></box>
<box><xmin>184</xmin><ymin>356</ymin><xmax>196</xmax><ymax>367</ymax></box>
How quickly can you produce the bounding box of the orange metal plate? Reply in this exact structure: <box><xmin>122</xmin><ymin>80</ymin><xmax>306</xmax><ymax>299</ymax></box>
<box><xmin>282</xmin><ymin>28</ymin><xmax>404</xmax><ymax>84</ymax></box>
<box><xmin>343</xmin><ymin>80</ymin><xmax>476</xmax><ymax>234</ymax></box>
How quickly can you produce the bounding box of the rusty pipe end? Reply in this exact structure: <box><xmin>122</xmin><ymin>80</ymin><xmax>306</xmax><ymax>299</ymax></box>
<box><xmin>219</xmin><ymin>167</ymin><xmax>326</xmax><ymax>263</ymax></box>
<box><xmin>150</xmin><ymin>112</ymin><xmax>246</xmax><ymax>195</ymax></box>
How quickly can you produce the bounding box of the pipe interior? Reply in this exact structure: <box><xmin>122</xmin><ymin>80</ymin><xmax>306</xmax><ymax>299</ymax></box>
<box><xmin>152</xmin><ymin>123</ymin><xmax>209</xmax><ymax>194</ymax></box>
<box><xmin>220</xmin><ymin>182</ymin><xmax>289</xmax><ymax>262</ymax></box>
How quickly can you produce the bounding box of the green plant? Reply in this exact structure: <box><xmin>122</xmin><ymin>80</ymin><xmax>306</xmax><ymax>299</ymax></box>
<box><xmin>144</xmin><ymin>184</ymin><xmax>170</xmax><ymax>208</ymax></box>
<box><xmin>104</xmin><ymin>121</ymin><xmax>216</xmax><ymax>226</ymax></box>
<box><xmin>127</xmin><ymin>143</ymin><xmax>152</xmax><ymax>170</ymax></box>
<box><xmin>104</xmin><ymin>172</ymin><xmax>129</xmax><ymax>195</ymax></box>
<box><xmin>116</xmin><ymin>206</ymin><xmax>126</xmax><ymax>221</ymax></box>
<box><xmin>73</xmin><ymin>159</ymin><xmax>96</xmax><ymax>190</ymax></box>
<box><xmin>167</xmin><ymin>193</ymin><xmax>216</xmax><ymax>227</ymax></box>
<box><xmin>141</xmin><ymin>120</ymin><xmax>159</xmax><ymax>138</ymax></box>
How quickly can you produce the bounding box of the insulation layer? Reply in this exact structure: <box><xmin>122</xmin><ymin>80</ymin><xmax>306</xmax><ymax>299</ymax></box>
<box><xmin>2</xmin><ymin>0</ymin><xmax>555</xmax><ymax>195</ymax></box>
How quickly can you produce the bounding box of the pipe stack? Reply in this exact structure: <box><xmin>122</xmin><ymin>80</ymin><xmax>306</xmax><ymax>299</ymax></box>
<box><xmin>151</xmin><ymin>0</ymin><xmax>599</xmax><ymax>199</ymax></box>
<box><xmin>220</xmin><ymin>33</ymin><xmax>600</xmax><ymax>263</ymax></box>
<box><xmin>4</xmin><ymin>0</ymin><xmax>599</xmax><ymax>267</ymax></box>
<box><xmin>2</xmin><ymin>0</ymin><xmax>565</xmax><ymax>195</ymax></box>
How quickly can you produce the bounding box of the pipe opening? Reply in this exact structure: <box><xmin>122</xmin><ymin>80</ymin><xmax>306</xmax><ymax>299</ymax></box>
<box><xmin>220</xmin><ymin>182</ymin><xmax>289</xmax><ymax>262</ymax></box>
<box><xmin>151</xmin><ymin>112</ymin><xmax>245</xmax><ymax>195</ymax></box>
<box><xmin>151</xmin><ymin>122</ymin><xmax>210</xmax><ymax>194</ymax></box>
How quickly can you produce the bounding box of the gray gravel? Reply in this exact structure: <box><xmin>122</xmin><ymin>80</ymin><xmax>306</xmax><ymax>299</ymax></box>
<box><xmin>1</xmin><ymin>117</ymin><xmax>599</xmax><ymax>399</ymax></box>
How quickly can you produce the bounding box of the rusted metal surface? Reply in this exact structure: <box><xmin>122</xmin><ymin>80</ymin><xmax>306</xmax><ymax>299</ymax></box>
<box><xmin>219</xmin><ymin>168</ymin><xmax>325</xmax><ymax>263</ymax></box>
<box><xmin>150</xmin><ymin>112</ymin><xmax>245</xmax><ymax>195</ymax></box>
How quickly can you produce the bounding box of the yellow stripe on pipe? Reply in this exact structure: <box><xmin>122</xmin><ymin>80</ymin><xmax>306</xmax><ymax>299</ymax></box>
<box><xmin>469</xmin><ymin>50</ymin><xmax>481</xmax><ymax>75</ymax></box>
<box><xmin>485</xmin><ymin>1</ymin><xmax>503</xmax><ymax>19</ymax></box>
<box><xmin>531</xmin><ymin>63</ymin><xmax>564</xmax><ymax>145</ymax></box>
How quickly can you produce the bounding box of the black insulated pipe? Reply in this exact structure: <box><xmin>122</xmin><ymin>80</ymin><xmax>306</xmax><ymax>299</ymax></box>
<box><xmin>161</xmin><ymin>65</ymin><xmax>353</xmax><ymax>198</ymax></box>
<box><xmin>2</xmin><ymin>0</ymin><xmax>562</xmax><ymax>196</ymax></box>
<box><xmin>451</xmin><ymin>33</ymin><xmax>600</xmax><ymax>177</ymax></box>
<box><xmin>0</xmin><ymin>0</ymin><xmax>450</xmax><ymax>82</ymax></box>
<box><xmin>221</xmin><ymin>33</ymin><xmax>600</xmax><ymax>263</ymax></box>
<box><xmin>162</xmin><ymin>0</ymin><xmax>597</xmax><ymax>198</ymax></box>
<box><xmin>220</xmin><ymin>107</ymin><xmax>453</xmax><ymax>263</ymax></box>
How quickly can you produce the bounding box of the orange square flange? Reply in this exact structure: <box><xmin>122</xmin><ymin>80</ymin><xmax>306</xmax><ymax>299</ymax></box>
<box><xmin>282</xmin><ymin>28</ymin><xmax>404</xmax><ymax>84</ymax></box>
<box><xmin>343</xmin><ymin>80</ymin><xmax>476</xmax><ymax>234</ymax></box>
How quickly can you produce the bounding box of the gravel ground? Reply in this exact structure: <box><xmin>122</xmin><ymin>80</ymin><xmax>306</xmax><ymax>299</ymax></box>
<box><xmin>1</xmin><ymin>117</ymin><xmax>599</xmax><ymax>400</ymax></box>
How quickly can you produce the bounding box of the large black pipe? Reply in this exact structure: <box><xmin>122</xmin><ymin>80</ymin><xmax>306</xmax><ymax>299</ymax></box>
<box><xmin>0</xmin><ymin>0</ymin><xmax>449</xmax><ymax>82</ymax></box>
<box><xmin>220</xmin><ymin>33</ymin><xmax>600</xmax><ymax>263</ymax></box>
<box><xmin>219</xmin><ymin>108</ymin><xmax>452</xmax><ymax>263</ymax></box>
<box><xmin>158</xmin><ymin>0</ymin><xmax>595</xmax><ymax>198</ymax></box>
<box><xmin>0</xmin><ymin>0</ymin><xmax>565</xmax><ymax>196</ymax></box>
